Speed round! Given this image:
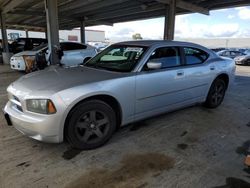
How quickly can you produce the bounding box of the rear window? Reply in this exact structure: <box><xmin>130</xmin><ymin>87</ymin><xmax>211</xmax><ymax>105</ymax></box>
<box><xmin>184</xmin><ymin>47</ymin><xmax>209</xmax><ymax>65</ymax></box>
<box><xmin>61</xmin><ymin>43</ymin><xmax>87</xmax><ymax>51</ymax></box>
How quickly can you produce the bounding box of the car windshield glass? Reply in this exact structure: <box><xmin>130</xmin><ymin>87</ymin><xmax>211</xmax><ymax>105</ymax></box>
<box><xmin>32</xmin><ymin>43</ymin><xmax>48</xmax><ymax>51</ymax></box>
<box><xmin>84</xmin><ymin>45</ymin><xmax>148</xmax><ymax>72</ymax></box>
<box><xmin>245</xmin><ymin>50</ymin><xmax>250</xmax><ymax>55</ymax></box>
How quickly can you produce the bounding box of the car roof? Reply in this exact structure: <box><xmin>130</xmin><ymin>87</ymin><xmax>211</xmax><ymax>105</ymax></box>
<box><xmin>115</xmin><ymin>40</ymin><xmax>205</xmax><ymax>47</ymax></box>
<box><xmin>61</xmin><ymin>41</ymin><xmax>83</xmax><ymax>44</ymax></box>
<box><xmin>17</xmin><ymin>37</ymin><xmax>47</xmax><ymax>41</ymax></box>
<box><xmin>114</xmin><ymin>40</ymin><xmax>214</xmax><ymax>55</ymax></box>
<box><xmin>220</xmin><ymin>49</ymin><xmax>241</xmax><ymax>52</ymax></box>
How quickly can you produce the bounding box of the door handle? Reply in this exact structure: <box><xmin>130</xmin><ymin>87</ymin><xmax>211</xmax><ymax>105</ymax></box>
<box><xmin>177</xmin><ymin>71</ymin><xmax>184</xmax><ymax>76</ymax></box>
<box><xmin>210</xmin><ymin>66</ymin><xmax>215</xmax><ymax>70</ymax></box>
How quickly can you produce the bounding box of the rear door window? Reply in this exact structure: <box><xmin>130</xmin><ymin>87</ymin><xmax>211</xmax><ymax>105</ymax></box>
<box><xmin>61</xmin><ymin>43</ymin><xmax>87</xmax><ymax>51</ymax></box>
<box><xmin>184</xmin><ymin>47</ymin><xmax>209</xmax><ymax>65</ymax></box>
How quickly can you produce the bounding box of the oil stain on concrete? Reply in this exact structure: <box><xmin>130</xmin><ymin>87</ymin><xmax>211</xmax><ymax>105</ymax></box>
<box><xmin>177</xmin><ymin>143</ymin><xmax>188</xmax><ymax>150</ymax></box>
<box><xmin>180</xmin><ymin>131</ymin><xmax>188</xmax><ymax>137</ymax></box>
<box><xmin>16</xmin><ymin>161</ymin><xmax>30</xmax><ymax>168</ymax></box>
<box><xmin>65</xmin><ymin>152</ymin><xmax>175</xmax><ymax>188</ymax></box>
<box><xmin>236</xmin><ymin>140</ymin><xmax>250</xmax><ymax>156</ymax></box>
<box><xmin>214</xmin><ymin>177</ymin><xmax>250</xmax><ymax>188</ymax></box>
<box><xmin>62</xmin><ymin>148</ymin><xmax>81</xmax><ymax>160</ymax></box>
<box><xmin>246</xmin><ymin>122</ymin><xmax>250</xmax><ymax>127</ymax></box>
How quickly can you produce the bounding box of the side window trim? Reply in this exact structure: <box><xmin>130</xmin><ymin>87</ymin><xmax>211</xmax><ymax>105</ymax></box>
<box><xmin>181</xmin><ymin>46</ymin><xmax>209</xmax><ymax>66</ymax></box>
<box><xmin>141</xmin><ymin>46</ymin><xmax>184</xmax><ymax>72</ymax></box>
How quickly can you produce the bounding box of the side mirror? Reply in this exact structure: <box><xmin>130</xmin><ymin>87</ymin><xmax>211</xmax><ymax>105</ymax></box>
<box><xmin>147</xmin><ymin>61</ymin><xmax>162</xmax><ymax>70</ymax></box>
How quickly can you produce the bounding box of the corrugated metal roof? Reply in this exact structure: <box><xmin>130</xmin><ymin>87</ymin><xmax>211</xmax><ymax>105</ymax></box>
<box><xmin>0</xmin><ymin>0</ymin><xmax>249</xmax><ymax>31</ymax></box>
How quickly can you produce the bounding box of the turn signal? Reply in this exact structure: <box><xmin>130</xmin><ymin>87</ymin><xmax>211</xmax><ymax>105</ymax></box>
<box><xmin>48</xmin><ymin>100</ymin><xmax>57</xmax><ymax>114</ymax></box>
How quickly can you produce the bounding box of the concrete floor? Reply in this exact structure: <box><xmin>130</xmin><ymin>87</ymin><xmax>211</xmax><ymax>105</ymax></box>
<box><xmin>0</xmin><ymin>64</ymin><xmax>250</xmax><ymax>188</ymax></box>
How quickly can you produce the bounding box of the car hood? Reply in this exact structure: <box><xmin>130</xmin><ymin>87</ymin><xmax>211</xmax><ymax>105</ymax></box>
<box><xmin>10</xmin><ymin>66</ymin><xmax>125</xmax><ymax>94</ymax></box>
<box><xmin>235</xmin><ymin>55</ymin><xmax>250</xmax><ymax>60</ymax></box>
<box><xmin>13</xmin><ymin>50</ymin><xmax>38</xmax><ymax>57</ymax></box>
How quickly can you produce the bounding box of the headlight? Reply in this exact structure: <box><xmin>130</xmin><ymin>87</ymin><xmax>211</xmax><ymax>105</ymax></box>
<box><xmin>11</xmin><ymin>56</ymin><xmax>24</xmax><ymax>63</ymax></box>
<box><xmin>26</xmin><ymin>99</ymin><xmax>56</xmax><ymax>114</ymax></box>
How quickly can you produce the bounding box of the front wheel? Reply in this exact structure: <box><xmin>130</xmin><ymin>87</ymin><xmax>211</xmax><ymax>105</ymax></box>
<box><xmin>65</xmin><ymin>100</ymin><xmax>116</xmax><ymax>150</ymax></box>
<box><xmin>204</xmin><ymin>79</ymin><xmax>226</xmax><ymax>108</ymax></box>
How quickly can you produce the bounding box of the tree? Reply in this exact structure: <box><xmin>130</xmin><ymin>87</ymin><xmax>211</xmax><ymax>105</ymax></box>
<box><xmin>132</xmin><ymin>33</ymin><xmax>143</xmax><ymax>40</ymax></box>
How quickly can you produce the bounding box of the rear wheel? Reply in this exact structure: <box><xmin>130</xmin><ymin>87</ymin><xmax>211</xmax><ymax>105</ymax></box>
<box><xmin>204</xmin><ymin>79</ymin><xmax>226</xmax><ymax>108</ymax></box>
<box><xmin>83</xmin><ymin>57</ymin><xmax>92</xmax><ymax>64</ymax></box>
<box><xmin>65</xmin><ymin>100</ymin><xmax>116</xmax><ymax>150</ymax></box>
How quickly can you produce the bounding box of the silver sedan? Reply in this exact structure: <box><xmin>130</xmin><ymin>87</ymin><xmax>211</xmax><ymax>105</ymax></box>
<box><xmin>4</xmin><ymin>40</ymin><xmax>235</xmax><ymax>149</ymax></box>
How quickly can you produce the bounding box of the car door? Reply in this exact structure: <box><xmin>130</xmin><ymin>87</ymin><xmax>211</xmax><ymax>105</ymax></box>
<box><xmin>135</xmin><ymin>46</ymin><xmax>188</xmax><ymax>116</ymax></box>
<box><xmin>180</xmin><ymin>47</ymin><xmax>215</xmax><ymax>100</ymax></box>
<box><xmin>79</xmin><ymin>45</ymin><xmax>96</xmax><ymax>60</ymax></box>
<box><xmin>61</xmin><ymin>43</ymin><xmax>85</xmax><ymax>66</ymax></box>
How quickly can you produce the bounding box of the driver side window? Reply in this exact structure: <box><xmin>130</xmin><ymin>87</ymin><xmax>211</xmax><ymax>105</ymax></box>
<box><xmin>143</xmin><ymin>47</ymin><xmax>181</xmax><ymax>71</ymax></box>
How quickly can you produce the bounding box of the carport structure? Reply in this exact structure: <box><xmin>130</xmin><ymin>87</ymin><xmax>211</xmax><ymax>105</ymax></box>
<box><xmin>0</xmin><ymin>0</ymin><xmax>250</xmax><ymax>64</ymax></box>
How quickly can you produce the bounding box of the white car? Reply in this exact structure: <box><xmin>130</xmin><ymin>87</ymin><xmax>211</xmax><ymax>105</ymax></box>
<box><xmin>10</xmin><ymin>42</ymin><xmax>97</xmax><ymax>72</ymax></box>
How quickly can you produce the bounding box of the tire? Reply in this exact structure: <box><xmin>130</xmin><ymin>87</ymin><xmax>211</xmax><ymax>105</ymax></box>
<box><xmin>83</xmin><ymin>57</ymin><xmax>92</xmax><ymax>64</ymax></box>
<box><xmin>204</xmin><ymin>79</ymin><xmax>226</xmax><ymax>108</ymax></box>
<box><xmin>65</xmin><ymin>100</ymin><xmax>116</xmax><ymax>150</ymax></box>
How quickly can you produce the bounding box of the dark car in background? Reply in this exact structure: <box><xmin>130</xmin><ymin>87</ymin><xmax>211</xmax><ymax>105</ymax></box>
<box><xmin>211</xmin><ymin>48</ymin><xmax>227</xmax><ymax>53</ymax></box>
<box><xmin>217</xmin><ymin>50</ymin><xmax>246</xmax><ymax>59</ymax></box>
<box><xmin>234</xmin><ymin>54</ymin><xmax>250</xmax><ymax>65</ymax></box>
<box><xmin>10</xmin><ymin>38</ymin><xmax>47</xmax><ymax>54</ymax></box>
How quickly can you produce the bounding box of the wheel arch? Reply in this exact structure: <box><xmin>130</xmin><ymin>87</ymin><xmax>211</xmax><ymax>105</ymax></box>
<box><xmin>215</xmin><ymin>73</ymin><xmax>229</xmax><ymax>89</ymax></box>
<box><xmin>82</xmin><ymin>56</ymin><xmax>92</xmax><ymax>64</ymax></box>
<box><xmin>63</xmin><ymin>94</ymin><xmax>123</xmax><ymax>141</ymax></box>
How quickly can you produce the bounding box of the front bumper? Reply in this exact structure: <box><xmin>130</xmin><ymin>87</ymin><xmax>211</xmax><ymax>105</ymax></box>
<box><xmin>235</xmin><ymin>60</ymin><xmax>247</xmax><ymax>65</ymax></box>
<box><xmin>3</xmin><ymin>101</ymin><xmax>63</xmax><ymax>143</ymax></box>
<box><xmin>10</xmin><ymin>60</ymin><xmax>26</xmax><ymax>71</ymax></box>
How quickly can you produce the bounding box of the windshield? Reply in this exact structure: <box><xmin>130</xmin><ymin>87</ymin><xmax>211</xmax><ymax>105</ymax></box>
<box><xmin>32</xmin><ymin>43</ymin><xmax>48</xmax><ymax>51</ymax></box>
<box><xmin>245</xmin><ymin>50</ymin><xmax>250</xmax><ymax>55</ymax></box>
<box><xmin>84</xmin><ymin>45</ymin><xmax>148</xmax><ymax>72</ymax></box>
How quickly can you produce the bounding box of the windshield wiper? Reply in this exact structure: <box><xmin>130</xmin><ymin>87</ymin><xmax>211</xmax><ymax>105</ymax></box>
<box><xmin>84</xmin><ymin>63</ymin><xmax>116</xmax><ymax>71</ymax></box>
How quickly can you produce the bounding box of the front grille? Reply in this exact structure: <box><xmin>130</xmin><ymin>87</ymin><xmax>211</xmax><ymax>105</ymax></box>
<box><xmin>13</xmin><ymin>95</ymin><xmax>20</xmax><ymax>102</ymax></box>
<box><xmin>16</xmin><ymin>105</ymin><xmax>23</xmax><ymax>112</ymax></box>
<box><xmin>10</xmin><ymin>95</ymin><xmax>23</xmax><ymax>112</ymax></box>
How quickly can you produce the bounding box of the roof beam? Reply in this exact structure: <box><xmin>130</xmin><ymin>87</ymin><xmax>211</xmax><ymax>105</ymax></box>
<box><xmin>61</xmin><ymin>0</ymin><xmax>132</xmax><ymax>17</ymax></box>
<box><xmin>2</xmin><ymin>0</ymin><xmax>30</xmax><ymax>13</ymax></box>
<box><xmin>10</xmin><ymin>9</ymin><xmax>45</xmax><ymax>16</ymax></box>
<box><xmin>201</xmin><ymin>0</ymin><xmax>250</xmax><ymax>9</ymax></box>
<box><xmin>86</xmin><ymin>4</ymin><xmax>163</xmax><ymax>22</ymax></box>
<box><xmin>5</xmin><ymin>22</ymin><xmax>45</xmax><ymax>31</ymax></box>
<box><xmin>156</xmin><ymin>0</ymin><xmax>209</xmax><ymax>15</ymax></box>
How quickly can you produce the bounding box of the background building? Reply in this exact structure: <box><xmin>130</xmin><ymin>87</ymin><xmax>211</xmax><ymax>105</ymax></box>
<box><xmin>0</xmin><ymin>28</ymin><xmax>105</xmax><ymax>43</ymax></box>
<box><xmin>176</xmin><ymin>37</ymin><xmax>250</xmax><ymax>48</ymax></box>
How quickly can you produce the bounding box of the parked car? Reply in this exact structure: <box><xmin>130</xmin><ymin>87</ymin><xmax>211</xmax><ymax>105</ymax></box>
<box><xmin>3</xmin><ymin>40</ymin><xmax>235</xmax><ymax>149</ymax></box>
<box><xmin>89</xmin><ymin>42</ymin><xmax>109</xmax><ymax>52</ymax></box>
<box><xmin>10</xmin><ymin>42</ymin><xmax>97</xmax><ymax>72</ymax></box>
<box><xmin>244</xmin><ymin>49</ymin><xmax>250</xmax><ymax>55</ymax></box>
<box><xmin>234</xmin><ymin>55</ymin><xmax>250</xmax><ymax>65</ymax></box>
<box><xmin>217</xmin><ymin>50</ymin><xmax>246</xmax><ymax>59</ymax></box>
<box><xmin>10</xmin><ymin>38</ymin><xmax>48</xmax><ymax>54</ymax></box>
<box><xmin>210</xmin><ymin>48</ymin><xmax>227</xmax><ymax>53</ymax></box>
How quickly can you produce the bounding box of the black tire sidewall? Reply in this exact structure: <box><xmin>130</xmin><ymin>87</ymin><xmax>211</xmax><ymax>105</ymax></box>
<box><xmin>66</xmin><ymin>100</ymin><xmax>116</xmax><ymax>150</ymax></box>
<box><xmin>205</xmin><ymin>79</ymin><xmax>226</xmax><ymax>108</ymax></box>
